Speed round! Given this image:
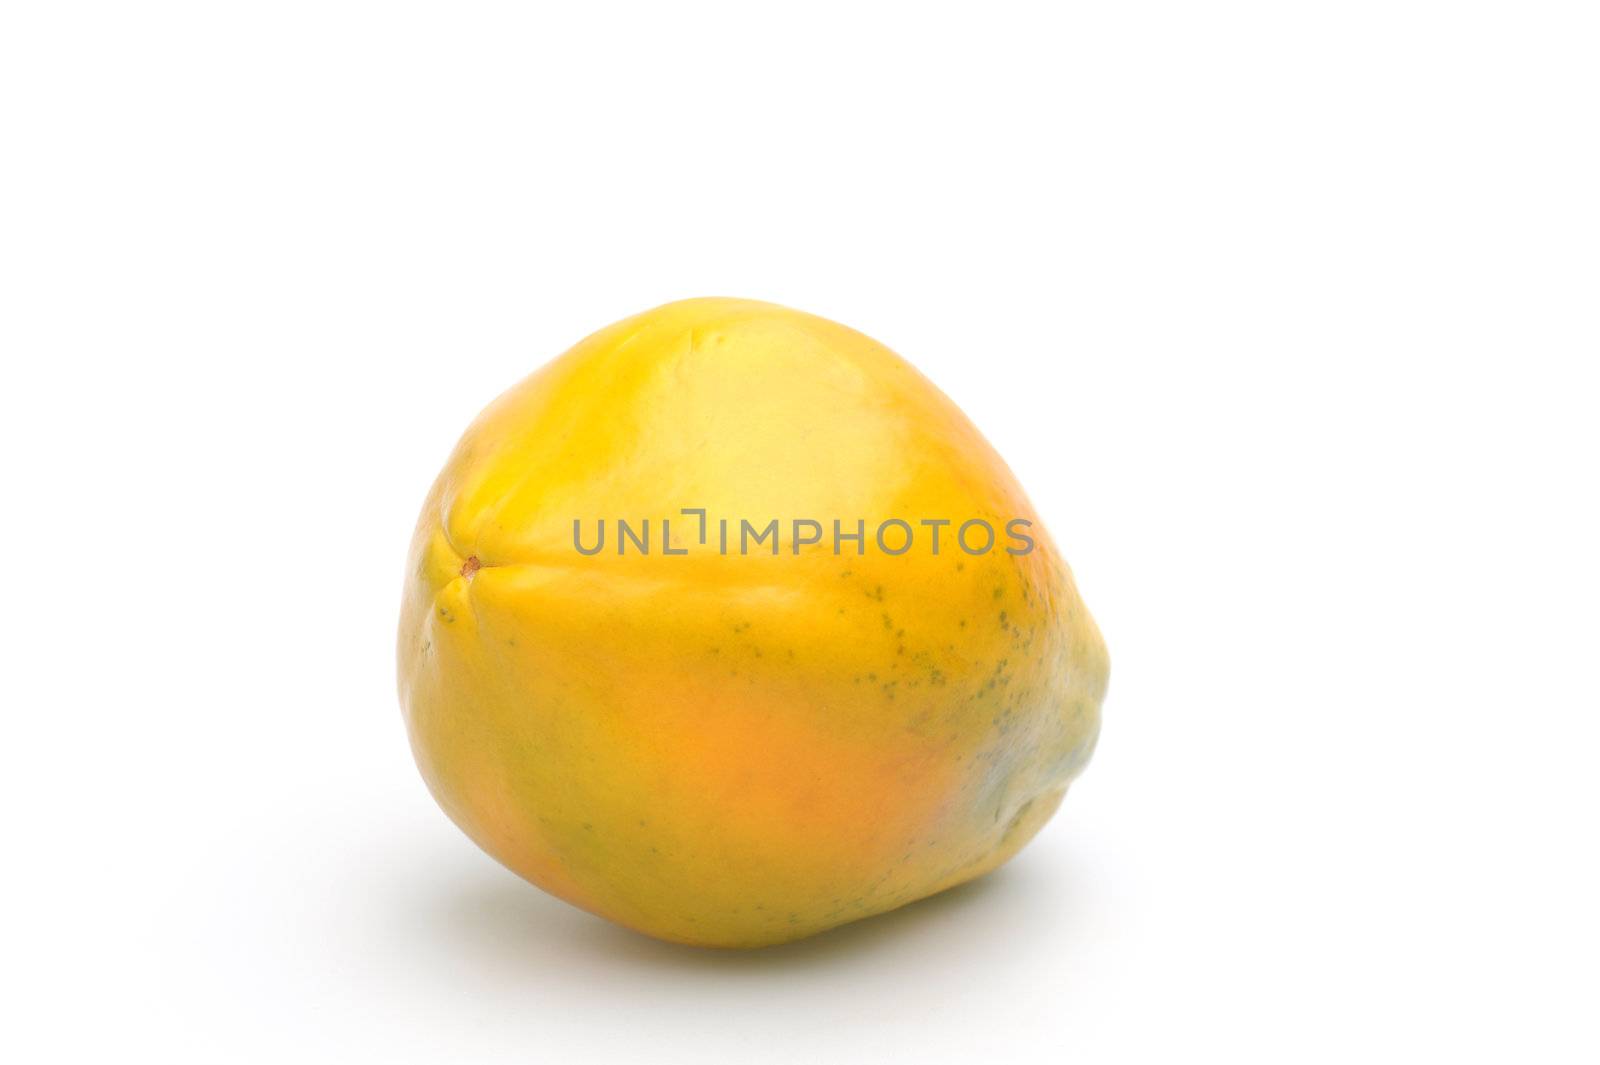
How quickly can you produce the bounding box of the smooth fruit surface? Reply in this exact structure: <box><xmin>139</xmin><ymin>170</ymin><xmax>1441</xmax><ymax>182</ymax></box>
<box><xmin>397</xmin><ymin>298</ymin><xmax>1108</xmax><ymax>947</ymax></box>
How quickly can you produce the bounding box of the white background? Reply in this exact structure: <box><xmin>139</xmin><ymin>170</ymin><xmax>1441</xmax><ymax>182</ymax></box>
<box><xmin>3</xmin><ymin>3</ymin><xmax>1597</xmax><ymax>1062</ymax></box>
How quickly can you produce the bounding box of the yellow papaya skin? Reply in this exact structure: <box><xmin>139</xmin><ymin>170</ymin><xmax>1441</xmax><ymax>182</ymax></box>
<box><xmin>397</xmin><ymin>298</ymin><xmax>1108</xmax><ymax>948</ymax></box>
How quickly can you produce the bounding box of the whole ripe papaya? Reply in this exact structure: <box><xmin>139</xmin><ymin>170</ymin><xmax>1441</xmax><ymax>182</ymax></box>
<box><xmin>398</xmin><ymin>298</ymin><xmax>1108</xmax><ymax>947</ymax></box>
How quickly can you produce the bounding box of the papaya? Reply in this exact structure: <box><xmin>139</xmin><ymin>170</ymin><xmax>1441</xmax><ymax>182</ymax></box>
<box><xmin>397</xmin><ymin>298</ymin><xmax>1108</xmax><ymax>947</ymax></box>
